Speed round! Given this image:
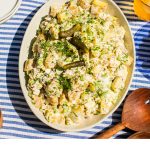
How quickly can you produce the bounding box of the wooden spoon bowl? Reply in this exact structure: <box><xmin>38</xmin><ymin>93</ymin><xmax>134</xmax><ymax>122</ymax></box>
<box><xmin>122</xmin><ymin>88</ymin><xmax>150</xmax><ymax>132</ymax></box>
<box><xmin>96</xmin><ymin>88</ymin><xmax>150</xmax><ymax>139</ymax></box>
<box><xmin>128</xmin><ymin>132</ymin><xmax>150</xmax><ymax>139</ymax></box>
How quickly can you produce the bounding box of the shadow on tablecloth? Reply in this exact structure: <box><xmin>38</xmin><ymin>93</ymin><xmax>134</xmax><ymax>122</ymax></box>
<box><xmin>135</xmin><ymin>23</ymin><xmax>150</xmax><ymax>83</ymax></box>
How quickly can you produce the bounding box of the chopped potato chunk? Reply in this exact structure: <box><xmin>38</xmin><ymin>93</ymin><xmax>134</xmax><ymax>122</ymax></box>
<box><xmin>24</xmin><ymin>59</ymin><xmax>34</xmax><ymax>72</ymax></box>
<box><xmin>77</xmin><ymin>0</ymin><xmax>92</xmax><ymax>10</ymax></box>
<box><xmin>57</xmin><ymin>12</ymin><xmax>67</xmax><ymax>23</ymax></box>
<box><xmin>50</xmin><ymin>7</ymin><xmax>57</xmax><ymax>17</ymax></box>
<box><xmin>111</xmin><ymin>76</ymin><xmax>124</xmax><ymax>92</ymax></box>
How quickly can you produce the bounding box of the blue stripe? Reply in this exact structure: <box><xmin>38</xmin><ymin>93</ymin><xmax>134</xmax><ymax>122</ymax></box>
<box><xmin>0</xmin><ymin>80</ymin><xmax>20</xmax><ymax>84</ymax></box>
<box><xmin>0</xmin><ymin>102</ymin><xmax>28</xmax><ymax>109</ymax></box>
<box><xmin>0</xmin><ymin>47</ymin><xmax>20</xmax><ymax>51</ymax></box>
<box><xmin>19</xmin><ymin>8</ymin><xmax>41</xmax><ymax>13</ymax></box>
<box><xmin>0</xmin><ymin>69</ymin><xmax>19</xmax><ymax>73</ymax></box>
<box><xmin>133</xmin><ymin>79</ymin><xmax>150</xmax><ymax>84</ymax></box>
<box><xmin>0</xmin><ymin>131</ymin><xmax>45</xmax><ymax>139</ymax></box>
<box><xmin>0</xmin><ymin>58</ymin><xmax>18</xmax><ymax>61</ymax></box>
<box><xmin>0</xmin><ymin>91</ymin><xmax>23</xmax><ymax>96</ymax></box>
<box><xmin>4</xmin><ymin>21</ymin><xmax>29</xmax><ymax>26</ymax></box>
<box><xmin>115</xmin><ymin>2</ymin><xmax>133</xmax><ymax>7</ymax></box>
<box><xmin>10</xmin><ymin>17</ymin><xmax>31</xmax><ymax>21</ymax></box>
<box><xmin>135</xmin><ymin>38</ymin><xmax>150</xmax><ymax>42</ymax></box>
<box><xmin>0</xmin><ymin>27</ymin><xmax>26</xmax><ymax>31</ymax></box>
<box><xmin>0</xmin><ymin>53</ymin><xmax>19</xmax><ymax>56</ymax></box>
<box><xmin>0</xmin><ymin>96</ymin><xmax>25</xmax><ymax>102</ymax></box>
<box><xmin>2</xmin><ymin>108</ymin><xmax>34</xmax><ymax>115</ymax></box>
<box><xmin>136</xmin><ymin>69</ymin><xmax>150</xmax><ymax>73</ymax></box>
<box><xmin>3</xmin><ymin>114</ymin><xmax>38</xmax><ymax>121</ymax></box>
<box><xmin>131</xmin><ymin>84</ymin><xmax>148</xmax><ymax>88</ymax></box>
<box><xmin>15</xmin><ymin>12</ymin><xmax>35</xmax><ymax>17</ymax></box>
<box><xmin>0</xmin><ymin>63</ymin><xmax>18</xmax><ymax>67</ymax></box>
<box><xmin>136</xmin><ymin>49</ymin><xmax>150</xmax><ymax>53</ymax></box>
<box><xmin>0</xmin><ymin>42</ymin><xmax>21</xmax><ymax>46</ymax></box>
<box><xmin>0</xmin><ymin>85</ymin><xmax>20</xmax><ymax>90</ymax></box>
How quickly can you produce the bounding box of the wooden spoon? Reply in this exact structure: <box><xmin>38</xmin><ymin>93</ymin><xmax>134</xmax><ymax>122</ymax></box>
<box><xmin>128</xmin><ymin>132</ymin><xmax>150</xmax><ymax>139</ymax></box>
<box><xmin>96</xmin><ymin>88</ymin><xmax>150</xmax><ymax>139</ymax></box>
<box><xmin>0</xmin><ymin>110</ymin><xmax>3</xmax><ymax>128</ymax></box>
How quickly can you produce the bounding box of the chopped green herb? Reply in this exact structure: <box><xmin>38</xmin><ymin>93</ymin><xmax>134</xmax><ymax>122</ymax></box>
<box><xmin>41</xmin><ymin>40</ymin><xmax>51</xmax><ymax>50</ymax></box>
<box><xmin>59</xmin><ymin>76</ymin><xmax>72</xmax><ymax>91</ymax></box>
<box><xmin>54</xmin><ymin>41</ymin><xmax>74</xmax><ymax>57</ymax></box>
<box><xmin>80</xmin><ymin>75</ymin><xmax>84</xmax><ymax>81</ymax></box>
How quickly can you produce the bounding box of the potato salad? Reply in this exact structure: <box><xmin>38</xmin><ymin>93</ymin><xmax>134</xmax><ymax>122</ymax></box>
<box><xmin>24</xmin><ymin>0</ymin><xmax>133</xmax><ymax>125</ymax></box>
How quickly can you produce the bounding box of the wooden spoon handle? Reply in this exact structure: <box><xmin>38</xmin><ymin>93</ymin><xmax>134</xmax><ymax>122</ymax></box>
<box><xmin>96</xmin><ymin>122</ymin><xmax>125</xmax><ymax>139</ymax></box>
<box><xmin>0</xmin><ymin>110</ymin><xmax>3</xmax><ymax>128</ymax></box>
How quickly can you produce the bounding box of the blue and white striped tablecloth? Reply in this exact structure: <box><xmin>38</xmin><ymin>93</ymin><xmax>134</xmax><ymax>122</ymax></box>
<box><xmin>0</xmin><ymin>0</ymin><xmax>149</xmax><ymax>139</ymax></box>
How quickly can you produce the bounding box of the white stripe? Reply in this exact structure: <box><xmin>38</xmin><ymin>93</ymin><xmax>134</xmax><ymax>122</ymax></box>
<box><xmin>0</xmin><ymin>77</ymin><xmax>19</xmax><ymax>81</ymax></box>
<box><xmin>22</xmin><ymin>0</ymin><xmax>45</xmax><ymax>7</ymax></box>
<box><xmin>129</xmin><ymin>86</ymin><xmax>137</xmax><ymax>90</ymax></box>
<box><xmin>0</xmin><ymin>94</ymin><xmax>24</xmax><ymax>100</ymax></box>
<box><xmin>0</xmin><ymin>39</ymin><xmax>22</xmax><ymax>44</ymax></box>
<box><xmin>135</xmin><ymin>46</ymin><xmax>150</xmax><ymax>50</ymax></box>
<box><xmin>135</xmin><ymin>71</ymin><xmax>150</xmax><ymax>75</ymax></box>
<box><xmin>0</xmin><ymin>55</ymin><xmax>18</xmax><ymax>59</ymax></box>
<box><xmin>0</xmin><ymin>24</ymin><xmax>28</xmax><ymax>29</ymax></box>
<box><xmin>130</xmin><ymin>26</ymin><xmax>142</xmax><ymax>30</ymax></box>
<box><xmin>3</xmin><ymin>115</ymin><xmax>47</xmax><ymax>125</ymax></box>
<box><xmin>12</xmin><ymin>14</ymin><xmax>32</xmax><ymax>19</ymax></box>
<box><xmin>132</xmin><ymin>82</ymin><xmax>150</xmax><ymax>87</ymax></box>
<box><xmin>137</xmin><ymin>56</ymin><xmax>150</xmax><ymax>60</ymax></box>
<box><xmin>136</xmin><ymin>61</ymin><xmax>150</xmax><ymax>66</ymax></box>
<box><xmin>0</xmin><ymin>99</ymin><xmax>26</xmax><ymax>106</ymax></box>
<box><xmin>132</xmin><ymin>27</ymin><xmax>150</xmax><ymax>31</ymax></box>
<box><xmin>0</xmin><ymin>45</ymin><xmax>20</xmax><ymax>49</ymax></box>
<box><xmin>3</xmin><ymin>111</ymin><xmax>37</xmax><ymax>119</ymax></box>
<box><xmin>19</xmin><ymin>5</ymin><xmax>43</xmax><ymax>11</ymax></box>
<box><xmin>0</xmin><ymin>71</ymin><xmax>19</xmax><ymax>75</ymax></box>
<box><xmin>134</xmin><ymin>41</ymin><xmax>150</xmax><ymax>45</ymax></box>
<box><xmin>121</xmin><ymin>10</ymin><xmax>135</xmax><ymax>15</ymax></box>
<box><xmin>0</xmin><ymin>34</ymin><xmax>23</xmax><ymax>38</ymax></box>
<box><xmin>0</xmin><ymin>66</ymin><xmax>18</xmax><ymax>70</ymax></box>
<box><xmin>0</xmin><ymin>29</ymin><xmax>25</xmax><ymax>33</ymax></box>
<box><xmin>115</xmin><ymin>1</ymin><xmax>133</xmax><ymax>6</ymax></box>
<box><xmin>126</xmin><ymin>16</ymin><xmax>138</xmax><ymax>20</ymax></box>
<box><xmin>0</xmin><ymin>134</ymin><xmax>21</xmax><ymax>139</ymax></box>
<box><xmin>17</xmin><ymin>10</ymin><xmax>37</xmax><ymax>15</ymax></box>
<box><xmin>5</xmin><ymin>19</ymin><xmax>30</xmax><ymax>24</ymax></box>
<box><xmin>0</xmin><ymin>60</ymin><xmax>18</xmax><ymax>65</ymax></box>
<box><xmin>135</xmin><ymin>35</ymin><xmax>150</xmax><ymax>39</ymax></box>
<box><xmin>134</xmin><ymin>76</ymin><xmax>150</xmax><ymax>82</ymax></box>
<box><xmin>130</xmin><ymin>21</ymin><xmax>147</xmax><ymax>26</ymax></box>
<box><xmin>0</xmin><ymin>50</ymin><xmax>19</xmax><ymax>54</ymax></box>
<box><xmin>119</xmin><ymin>5</ymin><xmax>133</xmax><ymax>10</ymax></box>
